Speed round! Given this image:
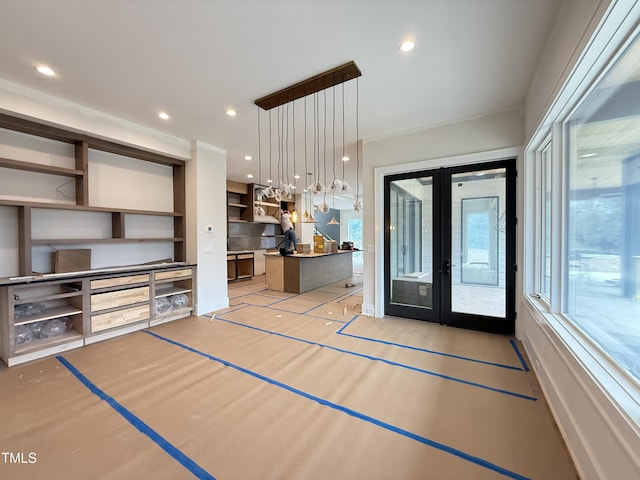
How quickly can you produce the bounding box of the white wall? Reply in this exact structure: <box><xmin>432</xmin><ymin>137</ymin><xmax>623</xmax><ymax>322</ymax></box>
<box><xmin>361</xmin><ymin>109</ymin><xmax>524</xmax><ymax>315</ymax></box>
<box><xmin>524</xmin><ymin>0</ymin><xmax>611</xmax><ymax>141</ymax></box>
<box><xmin>188</xmin><ymin>141</ymin><xmax>229</xmax><ymax>314</ymax></box>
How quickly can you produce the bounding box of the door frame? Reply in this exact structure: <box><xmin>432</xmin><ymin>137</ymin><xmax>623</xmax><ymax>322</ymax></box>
<box><xmin>440</xmin><ymin>159</ymin><xmax>517</xmax><ymax>334</ymax></box>
<box><xmin>372</xmin><ymin>147</ymin><xmax>520</xmax><ymax>322</ymax></box>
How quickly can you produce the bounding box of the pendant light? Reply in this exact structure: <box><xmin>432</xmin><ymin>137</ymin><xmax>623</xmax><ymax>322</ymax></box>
<box><xmin>353</xmin><ymin>77</ymin><xmax>362</xmax><ymax>212</ymax></box>
<box><xmin>262</xmin><ymin>109</ymin><xmax>275</xmax><ymax>199</ymax></box>
<box><xmin>339</xmin><ymin>81</ymin><xmax>351</xmax><ymax>192</ymax></box>
<box><xmin>253</xmin><ymin>61</ymin><xmax>362</xmax><ymax>213</ymax></box>
<box><xmin>255</xmin><ymin>109</ymin><xmax>265</xmax><ymax>216</ymax></box>
<box><xmin>303</xmin><ymin>99</ymin><xmax>315</xmax><ymax>223</ymax></box>
<box><xmin>328</xmin><ymin>81</ymin><xmax>343</xmax><ymax>192</ymax></box>
<box><xmin>327</xmin><ymin>190</ymin><xmax>339</xmax><ymax>225</ymax></box>
<box><xmin>308</xmin><ymin>89</ymin><xmax>325</xmax><ymax>195</ymax></box>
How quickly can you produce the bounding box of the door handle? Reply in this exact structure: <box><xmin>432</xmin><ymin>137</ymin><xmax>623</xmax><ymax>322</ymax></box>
<box><xmin>443</xmin><ymin>259</ymin><xmax>451</xmax><ymax>275</ymax></box>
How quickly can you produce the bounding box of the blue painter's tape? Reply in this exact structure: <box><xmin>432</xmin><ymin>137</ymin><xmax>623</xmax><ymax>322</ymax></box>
<box><xmin>210</xmin><ymin>314</ymin><xmax>537</xmax><ymax>401</ymax></box>
<box><xmin>338</xmin><ymin>316</ymin><xmax>524</xmax><ymax>371</ymax></box>
<box><xmin>56</xmin><ymin>355</ymin><xmax>215</xmax><ymax>480</ymax></box>
<box><xmin>229</xmin><ymin>290</ymin><xmax>526</xmax><ymax>371</ymax></box>
<box><xmin>145</xmin><ymin>331</ymin><xmax>531</xmax><ymax>480</ymax></box>
<box><xmin>510</xmin><ymin>339</ymin><xmax>530</xmax><ymax>371</ymax></box>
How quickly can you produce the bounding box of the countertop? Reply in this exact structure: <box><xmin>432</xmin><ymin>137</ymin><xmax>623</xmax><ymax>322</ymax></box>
<box><xmin>264</xmin><ymin>250</ymin><xmax>354</xmax><ymax>258</ymax></box>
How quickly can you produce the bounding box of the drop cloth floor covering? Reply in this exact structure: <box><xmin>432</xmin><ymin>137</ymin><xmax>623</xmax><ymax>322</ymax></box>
<box><xmin>0</xmin><ymin>275</ymin><xmax>578</xmax><ymax>480</ymax></box>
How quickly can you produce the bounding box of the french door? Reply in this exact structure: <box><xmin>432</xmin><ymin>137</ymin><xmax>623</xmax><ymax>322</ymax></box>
<box><xmin>384</xmin><ymin>159</ymin><xmax>516</xmax><ymax>334</ymax></box>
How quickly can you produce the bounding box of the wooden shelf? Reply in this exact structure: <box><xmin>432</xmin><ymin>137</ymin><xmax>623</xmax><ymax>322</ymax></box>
<box><xmin>255</xmin><ymin>200</ymin><xmax>280</xmax><ymax>207</ymax></box>
<box><xmin>155</xmin><ymin>286</ymin><xmax>192</xmax><ymax>298</ymax></box>
<box><xmin>14</xmin><ymin>330</ymin><xmax>83</xmax><ymax>355</ymax></box>
<box><xmin>0</xmin><ymin>157</ymin><xmax>84</xmax><ymax>177</ymax></box>
<box><xmin>228</xmin><ymin>202</ymin><xmax>248</xmax><ymax>208</ymax></box>
<box><xmin>15</xmin><ymin>290</ymin><xmax>82</xmax><ymax>303</ymax></box>
<box><xmin>31</xmin><ymin>237</ymin><xmax>183</xmax><ymax>245</ymax></box>
<box><xmin>0</xmin><ymin>199</ymin><xmax>183</xmax><ymax>217</ymax></box>
<box><xmin>14</xmin><ymin>305</ymin><xmax>83</xmax><ymax>326</ymax></box>
<box><xmin>150</xmin><ymin>307</ymin><xmax>193</xmax><ymax>326</ymax></box>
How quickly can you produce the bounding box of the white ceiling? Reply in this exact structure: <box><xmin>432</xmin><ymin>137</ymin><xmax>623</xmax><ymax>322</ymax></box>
<box><xmin>0</xmin><ymin>0</ymin><xmax>561</xmax><ymax>208</ymax></box>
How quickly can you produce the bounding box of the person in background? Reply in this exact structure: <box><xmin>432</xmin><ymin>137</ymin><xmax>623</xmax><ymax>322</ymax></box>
<box><xmin>281</xmin><ymin>209</ymin><xmax>298</xmax><ymax>252</ymax></box>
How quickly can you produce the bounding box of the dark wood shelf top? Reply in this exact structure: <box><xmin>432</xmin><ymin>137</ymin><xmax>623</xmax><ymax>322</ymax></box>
<box><xmin>0</xmin><ymin>199</ymin><xmax>184</xmax><ymax>216</ymax></box>
<box><xmin>31</xmin><ymin>237</ymin><xmax>184</xmax><ymax>245</ymax></box>
<box><xmin>0</xmin><ymin>157</ymin><xmax>84</xmax><ymax>177</ymax></box>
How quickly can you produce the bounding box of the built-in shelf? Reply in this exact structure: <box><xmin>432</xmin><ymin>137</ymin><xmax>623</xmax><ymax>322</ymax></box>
<box><xmin>1</xmin><ymin>264</ymin><xmax>196</xmax><ymax>366</ymax></box>
<box><xmin>14</xmin><ymin>305</ymin><xmax>83</xmax><ymax>326</ymax></box>
<box><xmin>31</xmin><ymin>237</ymin><xmax>183</xmax><ymax>245</ymax></box>
<box><xmin>155</xmin><ymin>286</ymin><xmax>191</xmax><ymax>298</ymax></box>
<box><xmin>254</xmin><ymin>200</ymin><xmax>280</xmax><ymax>207</ymax></box>
<box><xmin>15</xmin><ymin>330</ymin><xmax>83</xmax><ymax>356</ymax></box>
<box><xmin>0</xmin><ymin>157</ymin><xmax>84</xmax><ymax>177</ymax></box>
<box><xmin>0</xmin><ymin>199</ymin><xmax>183</xmax><ymax>217</ymax></box>
<box><xmin>0</xmin><ymin>111</ymin><xmax>188</xmax><ymax>276</ymax></box>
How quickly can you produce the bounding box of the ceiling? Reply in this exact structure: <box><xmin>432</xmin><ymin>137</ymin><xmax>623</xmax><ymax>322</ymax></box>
<box><xmin>0</xmin><ymin>1</ymin><xmax>561</xmax><ymax>209</ymax></box>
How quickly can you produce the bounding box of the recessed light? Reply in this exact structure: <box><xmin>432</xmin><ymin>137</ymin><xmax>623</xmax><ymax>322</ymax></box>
<box><xmin>158</xmin><ymin>112</ymin><xmax>170</xmax><ymax>120</ymax></box>
<box><xmin>294</xmin><ymin>174</ymin><xmax>300</xmax><ymax>179</ymax></box>
<box><xmin>399</xmin><ymin>40</ymin><xmax>415</xmax><ymax>52</ymax></box>
<box><xmin>226</xmin><ymin>108</ymin><xmax>237</xmax><ymax>117</ymax></box>
<box><xmin>244</xmin><ymin>155</ymin><xmax>252</xmax><ymax>161</ymax></box>
<box><xmin>581</xmin><ymin>153</ymin><xmax>596</xmax><ymax>158</ymax></box>
<box><xmin>267</xmin><ymin>179</ymin><xmax>273</xmax><ymax>183</ymax></box>
<box><xmin>246</xmin><ymin>174</ymin><xmax>254</xmax><ymax>178</ymax></box>
<box><xmin>36</xmin><ymin>65</ymin><xmax>56</xmax><ymax>76</ymax></box>
<box><xmin>341</xmin><ymin>156</ymin><xmax>350</xmax><ymax>162</ymax></box>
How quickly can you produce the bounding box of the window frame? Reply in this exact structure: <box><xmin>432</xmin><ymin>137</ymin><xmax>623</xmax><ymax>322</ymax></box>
<box><xmin>525</xmin><ymin>13</ymin><xmax>640</xmax><ymax>424</ymax></box>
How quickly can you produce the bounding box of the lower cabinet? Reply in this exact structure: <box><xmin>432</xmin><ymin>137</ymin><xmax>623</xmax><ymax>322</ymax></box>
<box><xmin>227</xmin><ymin>251</ymin><xmax>254</xmax><ymax>281</ymax></box>
<box><xmin>0</xmin><ymin>264</ymin><xmax>196</xmax><ymax>366</ymax></box>
<box><xmin>0</xmin><ymin>279</ymin><xmax>85</xmax><ymax>366</ymax></box>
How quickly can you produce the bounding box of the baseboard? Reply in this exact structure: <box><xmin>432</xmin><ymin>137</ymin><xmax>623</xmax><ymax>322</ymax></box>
<box><xmin>196</xmin><ymin>297</ymin><xmax>229</xmax><ymax>316</ymax></box>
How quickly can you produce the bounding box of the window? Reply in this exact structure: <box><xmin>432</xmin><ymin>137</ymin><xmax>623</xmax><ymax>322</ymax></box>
<box><xmin>564</xmin><ymin>32</ymin><xmax>640</xmax><ymax>381</ymax></box>
<box><xmin>539</xmin><ymin>142</ymin><xmax>552</xmax><ymax>299</ymax></box>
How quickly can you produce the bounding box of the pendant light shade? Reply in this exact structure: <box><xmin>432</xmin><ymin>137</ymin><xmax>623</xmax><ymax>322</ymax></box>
<box><xmin>308</xmin><ymin>180</ymin><xmax>325</xmax><ymax>194</ymax></box>
<box><xmin>327</xmin><ymin>178</ymin><xmax>344</xmax><ymax>191</ymax></box>
<box><xmin>327</xmin><ymin>215</ymin><xmax>340</xmax><ymax>225</ymax></box>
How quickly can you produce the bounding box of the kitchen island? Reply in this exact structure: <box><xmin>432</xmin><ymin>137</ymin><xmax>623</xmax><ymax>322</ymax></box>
<box><xmin>264</xmin><ymin>250</ymin><xmax>353</xmax><ymax>293</ymax></box>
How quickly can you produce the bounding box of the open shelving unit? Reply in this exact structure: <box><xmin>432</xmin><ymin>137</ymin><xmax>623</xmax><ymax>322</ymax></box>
<box><xmin>0</xmin><ymin>264</ymin><xmax>196</xmax><ymax>365</ymax></box>
<box><xmin>0</xmin><ymin>112</ymin><xmax>196</xmax><ymax>366</ymax></box>
<box><xmin>1</xmin><ymin>278</ymin><xmax>85</xmax><ymax>364</ymax></box>
<box><xmin>226</xmin><ymin>252</ymin><xmax>254</xmax><ymax>282</ymax></box>
<box><xmin>0</xmin><ymin>112</ymin><xmax>187</xmax><ymax>276</ymax></box>
<box><xmin>151</xmin><ymin>267</ymin><xmax>194</xmax><ymax>326</ymax></box>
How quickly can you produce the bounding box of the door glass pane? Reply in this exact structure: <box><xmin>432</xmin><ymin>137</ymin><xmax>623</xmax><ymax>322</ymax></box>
<box><xmin>451</xmin><ymin>168</ymin><xmax>506</xmax><ymax>317</ymax></box>
<box><xmin>389</xmin><ymin>177</ymin><xmax>433</xmax><ymax>309</ymax></box>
